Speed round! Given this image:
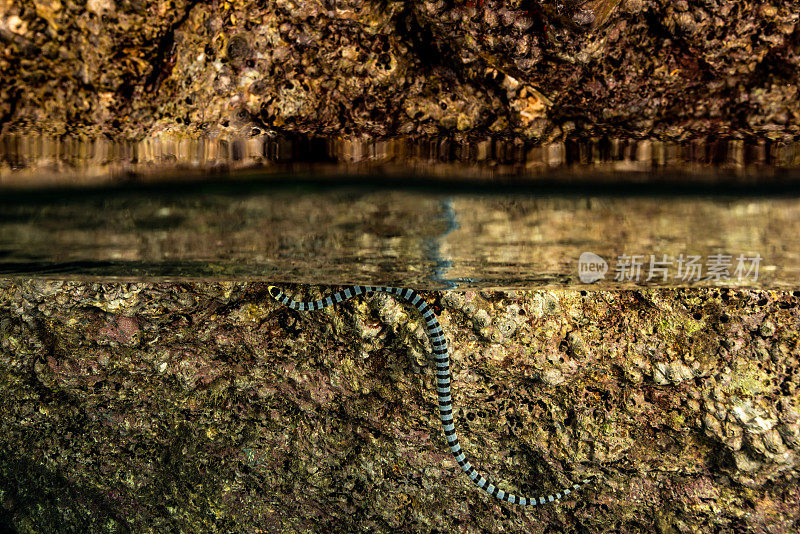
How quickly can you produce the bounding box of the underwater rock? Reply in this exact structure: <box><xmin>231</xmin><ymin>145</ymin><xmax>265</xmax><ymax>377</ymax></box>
<box><xmin>1</xmin><ymin>282</ymin><xmax>799</xmax><ymax>531</ymax></box>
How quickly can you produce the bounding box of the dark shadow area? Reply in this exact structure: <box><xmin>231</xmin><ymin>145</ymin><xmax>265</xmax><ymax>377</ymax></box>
<box><xmin>0</xmin><ymin>449</ymin><xmax>130</xmax><ymax>533</ymax></box>
<box><xmin>1</xmin><ymin>168</ymin><xmax>800</xmax><ymax>207</ymax></box>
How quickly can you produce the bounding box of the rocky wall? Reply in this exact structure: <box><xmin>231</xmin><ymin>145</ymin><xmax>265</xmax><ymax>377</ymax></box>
<box><xmin>1</xmin><ymin>0</ymin><xmax>798</xmax><ymax>140</ymax></box>
<box><xmin>1</xmin><ymin>281</ymin><xmax>798</xmax><ymax>532</ymax></box>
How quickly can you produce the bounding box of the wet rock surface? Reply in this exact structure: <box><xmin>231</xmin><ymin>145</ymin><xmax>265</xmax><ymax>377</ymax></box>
<box><xmin>1</xmin><ymin>281</ymin><xmax>799</xmax><ymax>532</ymax></box>
<box><xmin>0</xmin><ymin>0</ymin><xmax>798</xmax><ymax>139</ymax></box>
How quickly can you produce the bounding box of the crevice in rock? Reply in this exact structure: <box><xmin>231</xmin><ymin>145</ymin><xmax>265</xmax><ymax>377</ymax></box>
<box><xmin>393</xmin><ymin>4</ymin><xmax>464</xmax><ymax>88</ymax></box>
<box><xmin>143</xmin><ymin>0</ymin><xmax>202</xmax><ymax>94</ymax></box>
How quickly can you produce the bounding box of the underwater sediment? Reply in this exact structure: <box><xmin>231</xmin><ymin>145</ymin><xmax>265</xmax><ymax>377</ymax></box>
<box><xmin>1</xmin><ymin>281</ymin><xmax>798</xmax><ymax>532</ymax></box>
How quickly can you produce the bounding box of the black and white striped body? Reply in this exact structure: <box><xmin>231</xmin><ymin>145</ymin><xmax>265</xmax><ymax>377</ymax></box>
<box><xmin>268</xmin><ymin>285</ymin><xmax>595</xmax><ymax>506</ymax></box>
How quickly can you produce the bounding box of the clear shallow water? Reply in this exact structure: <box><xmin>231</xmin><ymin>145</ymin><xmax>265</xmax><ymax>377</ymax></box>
<box><xmin>0</xmin><ymin>180</ymin><xmax>797</xmax><ymax>289</ymax></box>
<box><xmin>2</xmin><ymin>135</ymin><xmax>798</xmax><ymax>288</ymax></box>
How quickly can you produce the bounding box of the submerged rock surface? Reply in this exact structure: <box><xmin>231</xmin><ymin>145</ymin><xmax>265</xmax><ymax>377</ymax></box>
<box><xmin>1</xmin><ymin>281</ymin><xmax>798</xmax><ymax>531</ymax></box>
<box><xmin>0</xmin><ymin>0</ymin><xmax>798</xmax><ymax>140</ymax></box>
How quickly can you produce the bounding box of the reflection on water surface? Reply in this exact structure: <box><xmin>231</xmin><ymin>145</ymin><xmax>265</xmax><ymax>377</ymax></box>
<box><xmin>0</xmin><ymin>184</ymin><xmax>796</xmax><ymax>289</ymax></box>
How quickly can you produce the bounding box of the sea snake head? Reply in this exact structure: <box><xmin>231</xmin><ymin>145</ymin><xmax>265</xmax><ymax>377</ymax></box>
<box><xmin>268</xmin><ymin>286</ymin><xmax>281</xmax><ymax>299</ymax></box>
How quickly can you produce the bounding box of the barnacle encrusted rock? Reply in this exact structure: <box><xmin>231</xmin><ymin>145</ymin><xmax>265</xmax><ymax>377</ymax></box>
<box><xmin>1</xmin><ymin>0</ymin><xmax>798</xmax><ymax>139</ymax></box>
<box><xmin>1</xmin><ymin>281</ymin><xmax>798</xmax><ymax>532</ymax></box>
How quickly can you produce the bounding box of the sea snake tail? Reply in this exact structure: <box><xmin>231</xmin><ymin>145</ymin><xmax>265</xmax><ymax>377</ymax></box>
<box><xmin>268</xmin><ymin>285</ymin><xmax>597</xmax><ymax>506</ymax></box>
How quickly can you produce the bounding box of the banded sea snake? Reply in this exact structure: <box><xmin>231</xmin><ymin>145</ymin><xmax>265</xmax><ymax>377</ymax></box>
<box><xmin>268</xmin><ymin>285</ymin><xmax>596</xmax><ymax>506</ymax></box>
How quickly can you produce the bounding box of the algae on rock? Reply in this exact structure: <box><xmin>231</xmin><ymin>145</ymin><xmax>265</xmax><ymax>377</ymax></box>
<box><xmin>1</xmin><ymin>281</ymin><xmax>798</xmax><ymax>531</ymax></box>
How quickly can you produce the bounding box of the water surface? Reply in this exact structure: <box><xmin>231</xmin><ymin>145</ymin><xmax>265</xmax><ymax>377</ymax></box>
<box><xmin>1</xmin><ymin>180</ymin><xmax>796</xmax><ymax>289</ymax></box>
